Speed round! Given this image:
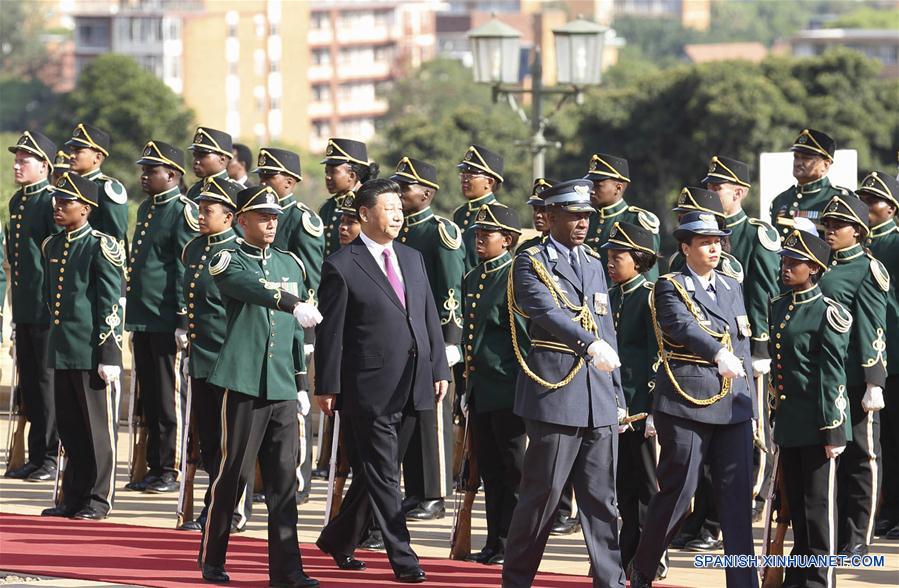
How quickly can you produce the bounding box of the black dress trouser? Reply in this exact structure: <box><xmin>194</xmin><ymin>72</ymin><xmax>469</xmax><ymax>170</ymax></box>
<box><xmin>16</xmin><ymin>323</ymin><xmax>57</xmax><ymax>469</ymax></box>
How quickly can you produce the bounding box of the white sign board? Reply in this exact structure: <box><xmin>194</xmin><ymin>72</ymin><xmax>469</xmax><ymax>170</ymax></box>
<box><xmin>759</xmin><ymin>149</ymin><xmax>858</xmax><ymax>222</ymax></box>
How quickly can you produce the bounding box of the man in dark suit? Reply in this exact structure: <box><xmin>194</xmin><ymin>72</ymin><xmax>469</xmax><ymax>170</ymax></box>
<box><xmin>314</xmin><ymin>178</ymin><xmax>450</xmax><ymax>583</ymax></box>
<box><xmin>629</xmin><ymin>211</ymin><xmax>757</xmax><ymax>588</ymax></box>
<box><xmin>504</xmin><ymin>179</ymin><xmax>627</xmax><ymax>588</ymax></box>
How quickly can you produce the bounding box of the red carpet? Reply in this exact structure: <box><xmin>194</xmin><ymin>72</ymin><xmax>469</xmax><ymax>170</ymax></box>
<box><xmin>0</xmin><ymin>513</ymin><xmax>595</xmax><ymax>587</ymax></box>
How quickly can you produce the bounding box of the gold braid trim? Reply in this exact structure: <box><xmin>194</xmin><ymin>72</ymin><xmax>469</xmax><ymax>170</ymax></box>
<box><xmin>507</xmin><ymin>255</ymin><xmax>598</xmax><ymax>389</ymax></box>
<box><xmin>650</xmin><ymin>276</ymin><xmax>733</xmax><ymax>406</ymax></box>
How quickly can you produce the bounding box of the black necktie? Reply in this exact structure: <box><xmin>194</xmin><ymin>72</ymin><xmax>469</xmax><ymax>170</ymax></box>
<box><xmin>706</xmin><ymin>282</ymin><xmax>716</xmax><ymax>302</ymax></box>
<box><xmin>569</xmin><ymin>249</ymin><xmax>582</xmax><ymax>283</ymax></box>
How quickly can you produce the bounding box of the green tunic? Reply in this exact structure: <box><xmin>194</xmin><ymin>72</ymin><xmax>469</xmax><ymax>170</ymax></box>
<box><xmin>82</xmin><ymin>168</ymin><xmax>129</xmax><ymax>246</ymax></box>
<box><xmin>819</xmin><ymin>243</ymin><xmax>889</xmax><ymax>388</ymax></box>
<box><xmin>769</xmin><ymin>285</ymin><xmax>852</xmax><ymax>447</ymax></box>
<box><xmin>399</xmin><ymin>207</ymin><xmax>466</xmax><ymax>345</ymax></box>
<box><xmin>7</xmin><ymin>178</ymin><xmax>61</xmax><ymax>324</ymax></box>
<box><xmin>453</xmin><ymin>192</ymin><xmax>496</xmax><ymax>272</ymax></box>
<box><xmin>319</xmin><ymin>191</ymin><xmax>349</xmax><ymax>259</ymax></box>
<box><xmin>124</xmin><ymin>187</ymin><xmax>199</xmax><ymax>332</ymax></box>
<box><xmin>609</xmin><ymin>274</ymin><xmax>657</xmax><ymax>428</ymax></box>
<box><xmin>585</xmin><ymin>198</ymin><xmax>660</xmax><ymax>281</ymax></box>
<box><xmin>769</xmin><ymin>176</ymin><xmax>844</xmax><ymax>239</ymax></box>
<box><xmin>724</xmin><ymin>209</ymin><xmax>782</xmax><ymax>357</ymax></box>
<box><xmin>272</xmin><ymin>193</ymin><xmax>325</xmax><ymax>303</ymax></box>
<box><xmin>42</xmin><ymin>223</ymin><xmax>126</xmax><ymax>369</ymax></box>
<box><xmin>181</xmin><ymin>228</ymin><xmax>237</xmax><ymax>379</ymax></box>
<box><xmin>462</xmin><ymin>251</ymin><xmax>530</xmax><ymax>413</ymax></box>
<box><xmin>867</xmin><ymin>219</ymin><xmax>899</xmax><ymax>376</ymax></box>
<box><xmin>207</xmin><ymin>239</ymin><xmax>306</xmax><ymax>399</ymax></box>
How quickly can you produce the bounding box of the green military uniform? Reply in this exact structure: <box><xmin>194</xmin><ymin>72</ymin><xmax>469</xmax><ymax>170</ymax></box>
<box><xmin>463</xmin><ymin>203</ymin><xmax>528</xmax><ymax>562</ymax></box>
<box><xmin>770</xmin><ymin>228</ymin><xmax>851</xmax><ymax>588</ymax></box>
<box><xmin>517</xmin><ymin>178</ymin><xmax>553</xmax><ymax>253</ymax></box>
<box><xmin>319</xmin><ymin>192</ymin><xmax>347</xmax><ymax>259</ymax></box>
<box><xmin>41</xmin><ymin>172</ymin><xmax>126</xmax><ymax>519</ymax></box>
<box><xmin>609</xmin><ymin>273</ymin><xmax>656</xmax><ymax>423</ymax></box>
<box><xmin>187</xmin><ymin>169</ymin><xmax>239</xmax><ymax>202</ymax></box>
<box><xmin>319</xmin><ymin>138</ymin><xmax>371</xmax><ymax>258</ymax></box>
<box><xmin>586</xmin><ymin>200</ymin><xmax>660</xmax><ymax>279</ymax></box>
<box><xmin>185</xmin><ymin>127</ymin><xmax>239</xmax><ymax>203</ymax></box>
<box><xmin>454</xmin><ymin>193</ymin><xmax>496</xmax><ymax>271</ymax></box>
<box><xmin>769</xmin><ymin>129</ymin><xmax>841</xmax><ymax>239</ymax></box>
<box><xmin>6</xmin><ymin>130</ymin><xmax>61</xmax><ymax>477</ymax></box>
<box><xmin>817</xmin><ymin>194</ymin><xmax>889</xmax><ymax>553</ymax></box>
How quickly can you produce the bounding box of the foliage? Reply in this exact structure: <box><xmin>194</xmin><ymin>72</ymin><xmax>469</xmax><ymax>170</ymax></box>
<box><xmin>824</xmin><ymin>6</ymin><xmax>899</xmax><ymax>28</ymax></box>
<box><xmin>0</xmin><ymin>0</ymin><xmax>50</xmax><ymax>78</ymax></box>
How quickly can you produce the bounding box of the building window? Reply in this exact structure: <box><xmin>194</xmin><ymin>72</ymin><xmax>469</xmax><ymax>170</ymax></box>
<box><xmin>312</xmin><ymin>121</ymin><xmax>331</xmax><ymax>138</ymax></box>
<box><xmin>254</xmin><ymin>14</ymin><xmax>265</xmax><ymax>38</ymax></box>
<box><xmin>311</xmin><ymin>12</ymin><xmax>329</xmax><ymax>30</ymax></box>
<box><xmin>312</xmin><ymin>84</ymin><xmax>331</xmax><ymax>101</ymax></box>
<box><xmin>312</xmin><ymin>48</ymin><xmax>330</xmax><ymax>65</ymax></box>
<box><xmin>270</xmin><ymin>60</ymin><xmax>280</xmax><ymax>74</ymax></box>
<box><xmin>269</xmin><ymin>22</ymin><xmax>279</xmax><ymax>36</ymax></box>
<box><xmin>76</xmin><ymin>18</ymin><xmax>111</xmax><ymax>49</ymax></box>
<box><xmin>270</xmin><ymin>96</ymin><xmax>280</xmax><ymax>110</ymax></box>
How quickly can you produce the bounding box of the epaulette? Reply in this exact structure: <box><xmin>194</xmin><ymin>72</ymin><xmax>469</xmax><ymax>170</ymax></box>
<box><xmin>823</xmin><ymin>296</ymin><xmax>852</xmax><ymax>334</ymax></box>
<box><xmin>718</xmin><ymin>254</ymin><xmax>744</xmax><ymax>283</ymax></box>
<box><xmin>641</xmin><ymin>281</ymin><xmax>654</xmax><ymax>291</ymax></box>
<box><xmin>274</xmin><ymin>247</ymin><xmax>308</xmax><ymax>282</ymax></box>
<box><xmin>522</xmin><ymin>244</ymin><xmax>541</xmax><ymax>256</ymax></box>
<box><xmin>181</xmin><ymin>196</ymin><xmax>200</xmax><ymax>232</ymax></box>
<box><xmin>583</xmin><ymin>245</ymin><xmax>602</xmax><ymax>260</ymax></box>
<box><xmin>208</xmin><ymin>249</ymin><xmax>234</xmax><ymax>276</ymax></box>
<box><xmin>181</xmin><ymin>235</ymin><xmax>204</xmax><ymax>265</ymax></box>
<box><xmin>658</xmin><ymin>272</ymin><xmax>679</xmax><ymax>281</ymax></box>
<box><xmin>869</xmin><ymin>255</ymin><xmax>890</xmax><ymax>292</ymax></box>
<box><xmin>435</xmin><ymin>216</ymin><xmax>462</xmax><ymax>250</ymax></box>
<box><xmin>99</xmin><ymin>175</ymin><xmax>128</xmax><ymax>204</ymax></box>
<box><xmin>93</xmin><ymin>230</ymin><xmax>126</xmax><ymax>268</ymax></box>
<box><xmin>747</xmin><ymin>218</ymin><xmax>781</xmax><ymax>252</ymax></box>
<box><xmin>300</xmin><ymin>207</ymin><xmax>324</xmax><ymax>238</ymax></box>
<box><xmin>627</xmin><ymin>205</ymin><xmax>660</xmax><ymax>234</ymax></box>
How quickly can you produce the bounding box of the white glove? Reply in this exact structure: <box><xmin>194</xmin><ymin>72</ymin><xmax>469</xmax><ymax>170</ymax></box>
<box><xmin>715</xmin><ymin>348</ymin><xmax>746</xmax><ymax>379</ymax></box>
<box><xmin>98</xmin><ymin>364</ymin><xmax>121</xmax><ymax>384</ymax></box>
<box><xmin>175</xmin><ymin>328</ymin><xmax>189</xmax><ymax>350</ymax></box>
<box><xmin>445</xmin><ymin>345</ymin><xmax>462</xmax><ymax>367</ymax></box>
<box><xmin>293</xmin><ymin>302</ymin><xmax>323</xmax><ymax>328</ymax></box>
<box><xmin>297</xmin><ymin>390</ymin><xmax>311</xmax><ymax>416</ymax></box>
<box><xmin>303</xmin><ymin>344</ymin><xmax>315</xmax><ymax>357</ymax></box>
<box><xmin>751</xmin><ymin>357</ymin><xmax>771</xmax><ymax>377</ymax></box>
<box><xmin>616</xmin><ymin>407</ymin><xmax>628</xmax><ymax>434</ymax></box>
<box><xmin>862</xmin><ymin>384</ymin><xmax>885</xmax><ymax>412</ymax></box>
<box><xmin>644</xmin><ymin>414</ymin><xmax>657</xmax><ymax>438</ymax></box>
<box><xmin>587</xmin><ymin>339</ymin><xmax>621</xmax><ymax>372</ymax></box>
<box><xmin>825</xmin><ymin>444</ymin><xmax>845</xmax><ymax>459</ymax></box>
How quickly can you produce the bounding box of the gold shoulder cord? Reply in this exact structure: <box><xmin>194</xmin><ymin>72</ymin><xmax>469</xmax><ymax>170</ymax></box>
<box><xmin>650</xmin><ymin>277</ymin><xmax>733</xmax><ymax>406</ymax></box>
<box><xmin>507</xmin><ymin>255</ymin><xmax>598</xmax><ymax>389</ymax></box>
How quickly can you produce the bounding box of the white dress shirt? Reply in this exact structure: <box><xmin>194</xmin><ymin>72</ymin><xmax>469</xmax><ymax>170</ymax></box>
<box><xmin>359</xmin><ymin>230</ymin><xmax>404</xmax><ymax>284</ymax></box>
<box><xmin>549</xmin><ymin>235</ymin><xmax>582</xmax><ymax>271</ymax></box>
<box><xmin>687</xmin><ymin>263</ymin><xmax>718</xmax><ymax>301</ymax></box>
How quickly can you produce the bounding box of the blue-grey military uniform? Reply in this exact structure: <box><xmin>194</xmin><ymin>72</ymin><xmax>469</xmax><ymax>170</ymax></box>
<box><xmin>503</xmin><ymin>180</ymin><xmax>626</xmax><ymax>588</ymax></box>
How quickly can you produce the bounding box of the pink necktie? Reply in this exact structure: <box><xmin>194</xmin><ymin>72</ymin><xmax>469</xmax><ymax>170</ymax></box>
<box><xmin>382</xmin><ymin>249</ymin><xmax>406</xmax><ymax>308</ymax></box>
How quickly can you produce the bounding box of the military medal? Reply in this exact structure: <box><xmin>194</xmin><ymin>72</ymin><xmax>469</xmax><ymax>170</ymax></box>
<box><xmin>594</xmin><ymin>292</ymin><xmax>608</xmax><ymax>316</ymax></box>
<box><xmin>737</xmin><ymin>315</ymin><xmax>752</xmax><ymax>337</ymax></box>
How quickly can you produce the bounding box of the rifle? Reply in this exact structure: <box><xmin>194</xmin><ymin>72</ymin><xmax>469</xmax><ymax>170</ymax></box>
<box><xmin>176</xmin><ymin>372</ymin><xmax>197</xmax><ymax>529</ymax></box>
<box><xmin>125</xmin><ymin>363</ymin><xmax>149</xmax><ymax>488</ymax></box>
<box><xmin>52</xmin><ymin>442</ymin><xmax>66</xmax><ymax>506</ymax></box>
<box><xmin>323</xmin><ymin>410</ymin><xmax>341</xmax><ymax>524</ymax></box>
<box><xmin>449</xmin><ymin>415</ymin><xmax>478</xmax><ymax>560</ymax></box>
<box><xmin>4</xmin><ymin>342</ymin><xmax>26</xmax><ymax>473</ymax></box>
<box><xmin>761</xmin><ymin>446</ymin><xmax>789</xmax><ymax>588</ymax></box>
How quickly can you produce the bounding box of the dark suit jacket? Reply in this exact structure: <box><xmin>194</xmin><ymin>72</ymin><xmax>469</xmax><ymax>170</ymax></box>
<box><xmin>314</xmin><ymin>236</ymin><xmax>450</xmax><ymax>416</ymax></box>
<box><xmin>652</xmin><ymin>266</ymin><xmax>755</xmax><ymax>425</ymax></box>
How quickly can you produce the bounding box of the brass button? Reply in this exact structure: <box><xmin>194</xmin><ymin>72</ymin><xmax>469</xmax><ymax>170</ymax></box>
<box><xmin>779</xmin><ymin>394</ymin><xmax>786</xmax><ymax>400</ymax></box>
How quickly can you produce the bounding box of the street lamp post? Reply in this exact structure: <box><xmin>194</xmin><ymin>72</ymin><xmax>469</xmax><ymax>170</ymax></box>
<box><xmin>468</xmin><ymin>15</ymin><xmax>607</xmax><ymax>179</ymax></box>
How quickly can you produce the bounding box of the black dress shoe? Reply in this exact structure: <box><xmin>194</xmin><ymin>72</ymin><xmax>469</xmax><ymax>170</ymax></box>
<box><xmin>269</xmin><ymin>572</ymin><xmax>319</xmax><ymax>587</ymax></box>
<box><xmin>73</xmin><ymin>507</ymin><xmax>106</xmax><ymax>520</ymax></box>
<box><xmin>202</xmin><ymin>564</ymin><xmax>229</xmax><ymax>583</ymax></box>
<box><xmin>125</xmin><ymin>474</ymin><xmax>160</xmax><ymax>492</ymax></box>
<box><xmin>466</xmin><ymin>547</ymin><xmax>498</xmax><ymax>564</ymax></box>
<box><xmin>406</xmin><ymin>499</ymin><xmax>445</xmax><ymax>520</ymax></box>
<box><xmin>5</xmin><ymin>462</ymin><xmax>39</xmax><ymax>479</ymax></box>
<box><xmin>42</xmin><ymin>505</ymin><xmax>78</xmax><ymax>517</ymax></box>
<box><xmin>886</xmin><ymin>524</ymin><xmax>899</xmax><ymax>540</ymax></box>
<box><xmin>669</xmin><ymin>531</ymin><xmax>696</xmax><ymax>549</ymax></box>
<box><xmin>316</xmin><ymin>539</ymin><xmax>366</xmax><ymax>570</ymax></box>
<box><xmin>25</xmin><ymin>465</ymin><xmax>56</xmax><ymax>482</ymax></box>
<box><xmin>358</xmin><ymin>530</ymin><xmax>384</xmax><ymax>551</ymax></box>
<box><xmin>549</xmin><ymin>515</ymin><xmax>580</xmax><ymax>535</ymax></box>
<box><xmin>874</xmin><ymin>518</ymin><xmax>896</xmax><ymax>536</ymax></box>
<box><xmin>486</xmin><ymin>552</ymin><xmax>504</xmax><ymax>565</ymax></box>
<box><xmin>629</xmin><ymin>568</ymin><xmax>653</xmax><ymax>588</ymax></box>
<box><xmin>311</xmin><ymin>466</ymin><xmax>328</xmax><ymax>480</ymax></box>
<box><xmin>395</xmin><ymin>567</ymin><xmax>426</xmax><ymax>583</ymax></box>
<box><xmin>144</xmin><ymin>474</ymin><xmax>178</xmax><ymax>493</ymax></box>
<box><xmin>685</xmin><ymin>530</ymin><xmax>723</xmax><ymax>552</ymax></box>
<box><xmin>180</xmin><ymin>520</ymin><xmax>203</xmax><ymax>531</ymax></box>
<box><xmin>838</xmin><ymin>543</ymin><xmax>868</xmax><ymax>557</ymax></box>
<box><xmin>230</xmin><ymin>522</ymin><xmax>245</xmax><ymax>533</ymax></box>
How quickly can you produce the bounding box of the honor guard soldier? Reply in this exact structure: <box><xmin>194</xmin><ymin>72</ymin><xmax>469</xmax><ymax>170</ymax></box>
<box><xmin>337</xmin><ymin>192</ymin><xmax>361</xmax><ymax>246</ymax></box>
<box><xmin>186</xmin><ymin>127</ymin><xmax>240</xmax><ymax>203</ymax></box>
<box><xmin>319</xmin><ymin>138</ymin><xmax>377</xmax><ymax>258</ymax></box>
<box><xmin>584</xmin><ymin>153</ymin><xmax>660</xmax><ymax>280</ymax></box>
<box><xmin>125</xmin><ymin>141</ymin><xmax>200</xmax><ymax>493</ymax></box>
<box><xmin>182</xmin><ymin>178</ymin><xmax>250</xmax><ymax>532</ymax></box>
<box><xmin>454</xmin><ymin>145</ymin><xmax>504</xmax><ymax>271</ymax></box>
<box><xmin>199</xmin><ymin>185</ymin><xmax>321</xmax><ymax>587</ymax></box>
<box><xmin>818</xmin><ymin>193</ymin><xmax>889</xmax><ymax>557</ymax></box>
<box><xmin>40</xmin><ymin>173</ymin><xmax>126</xmax><ymax>520</ymax></box>
<box><xmin>51</xmin><ymin>148</ymin><xmax>72</xmax><ymax>184</ymax></box>
<box><xmin>463</xmin><ymin>202</ymin><xmax>529</xmax><ymax>565</ymax></box>
<box><xmin>771</xmin><ymin>225</ymin><xmax>853</xmax><ymax>588</ymax></box>
<box><xmin>703</xmin><ymin>155</ymin><xmax>781</xmax><ymax>519</ymax></box>
<box><xmin>630</xmin><ymin>211</ymin><xmax>757</xmax><ymax>588</ymax></box>
<box><xmin>256</xmin><ymin>147</ymin><xmax>324</xmax><ymax>501</ymax></box>
<box><xmin>65</xmin><ymin>123</ymin><xmax>128</xmax><ymax>246</ymax></box>
<box><xmin>601</xmin><ymin>222</ymin><xmax>667</xmax><ymax>580</ymax></box>
<box><xmin>770</xmin><ymin>129</ymin><xmax>842</xmax><ymax>238</ymax></box>
<box><xmin>858</xmin><ymin>172</ymin><xmax>899</xmax><ymax>539</ymax></box>
<box><xmin>391</xmin><ymin>156</ymin><xmax>466</xmax><ymax>519</ymax></box>
<box><xmin>505</xmin><ymin>179</ymin><xmax>626</xmax><ymax>588</ymax></box>
<box><xmin>518</xmin><ymin>178</ymin><xmax>554</xmax><ymax>251</ymax></box>
<box><xmin>5</xmin><ymin>130</ymin><xmax>61</xmax><ymax>481</ymax></box>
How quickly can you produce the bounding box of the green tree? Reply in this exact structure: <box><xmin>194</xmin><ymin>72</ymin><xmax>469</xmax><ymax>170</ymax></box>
<box><xmin>44</xmin><ymin>54</ymin><xmax>195</xmax><ymax>203</ymax></box>
<box><xmin>825</xmin><ymin>6</ymin><xmax>899</xmax><ymax>28</ymax></box>
<box><xmin>0</xmin><ymin>0</ymin><xmax>50</xmax><ymax>77</ymax></box>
